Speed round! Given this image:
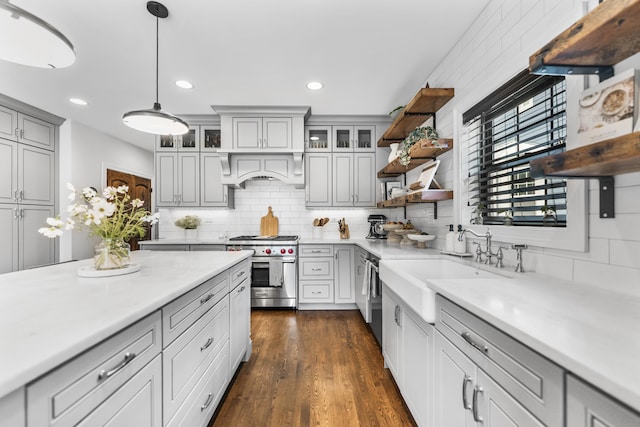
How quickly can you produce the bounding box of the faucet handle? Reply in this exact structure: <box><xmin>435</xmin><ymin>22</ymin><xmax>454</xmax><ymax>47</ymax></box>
<box><xmin>496</xmin><ymin>246</ymin><xmax>508</xmax><ymax>268</ymax></box>
<box><xmin>511</xmin><ymin>244</ymin><xmax>528</xmax><ymax>250</ymax></box>
<box><xmin>472</xmin><ymin>242</ymin><xmax>483</xmax><ymax>263</ymax></box>
<box><xmin>512</xmin><ymin>244</ymin><xmax>528</xmax><ymax>273</ymax></box>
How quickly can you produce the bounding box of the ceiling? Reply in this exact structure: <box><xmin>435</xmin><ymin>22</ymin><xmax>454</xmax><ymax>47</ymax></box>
<box><xmin>0</xmin><ymin>0</ymin><xmax>491</xmax><ymax>151</ymax></box>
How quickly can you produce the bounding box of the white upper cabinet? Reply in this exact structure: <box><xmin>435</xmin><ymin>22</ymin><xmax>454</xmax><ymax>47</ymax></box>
<box><xmin>0</xmin><ymin>105</ymin><xmax>18</xmax><ymax>141</ymax></box>
<box><xmin>332</xmin><ymin>125</ymin><xmax>375</xmax><ymax>152</ymax></box>
<box><xmin>156</xmin><ymin>126</ymin><xmax>200</xmax><ymax>152</ymax></box>
<box><xmin>18</xmin><ymin>114</ymin><xmax>55</xmax><ymax>150</ymax></box>
<box><xmin>231</xmin><ymin>116</ymin><xmax>292</xmax><ymax>150</ymax></box>
<box><xmin>213</xmin><ymin>105</ymin><xmax>309</xmax><ymax>153</ymax></box>
<box><xmin>304</xmin><ymin>125</ymin><xmax>332</xmax><ymax>152</ymax></box>
<box><xmin>305</xmin><ymin>153</ymin><xmax>332</xmax><ymax>206</ymax></box>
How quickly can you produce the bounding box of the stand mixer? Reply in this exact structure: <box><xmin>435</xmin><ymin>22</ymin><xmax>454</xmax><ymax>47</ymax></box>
<box><xmin>366</xmin><ymin>214</ymin><xmax>387</xmax><ymax>239</ymax></box>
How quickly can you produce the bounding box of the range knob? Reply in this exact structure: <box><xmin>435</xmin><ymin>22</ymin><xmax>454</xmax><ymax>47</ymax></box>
<box><xmin>288</xmin><ymin>248</ymin><xmax>294</xmax><ymax>254</ymax></box>
<box><xmin>280</xmin><ymin>248</ymin><xmax>286</xmax><ymax>254</ymax></box>
<box><xmin>265</xmin><ymin>248</ymin><xmax>271</xmax><ymax>255</ymax></box>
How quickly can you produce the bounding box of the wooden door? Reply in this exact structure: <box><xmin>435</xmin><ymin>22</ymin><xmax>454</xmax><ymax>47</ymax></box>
<box><xmin>106</xmin><ymin>169</ymin><xmax>152</xmax><ymax>251</ymax></box>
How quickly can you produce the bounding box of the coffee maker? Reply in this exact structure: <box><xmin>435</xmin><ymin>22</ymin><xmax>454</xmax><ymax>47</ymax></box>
<box><xmin>366</xmin><ymin>214</ymin><xmax>388</xmax><ymax>239</ymax></box>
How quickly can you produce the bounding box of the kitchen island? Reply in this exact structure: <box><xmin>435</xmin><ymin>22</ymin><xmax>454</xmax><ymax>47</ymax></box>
<box><xmin>0</xmin><ymin>250</ymin><xmax>252</xmax><ymax>426</ymax></box>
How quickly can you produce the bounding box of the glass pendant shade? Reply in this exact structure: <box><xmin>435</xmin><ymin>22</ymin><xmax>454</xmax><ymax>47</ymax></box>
<box><xmin>123</xmin><ymin>102</ymin><xmax>189</xmax><ymax>135</ymax></box>
<box><xmin>0</xmin><ymin>1</ymin><xmax>75</xmax><ymax>68</ymax></box>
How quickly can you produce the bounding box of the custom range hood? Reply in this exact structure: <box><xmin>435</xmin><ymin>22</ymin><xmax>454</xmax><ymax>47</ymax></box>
<box><xmin>212</xmin><ymin>105</ymin><xmax>310</xmax><ymax>188</ymax></box>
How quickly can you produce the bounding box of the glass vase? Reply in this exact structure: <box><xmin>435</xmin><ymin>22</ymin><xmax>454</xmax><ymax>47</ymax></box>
<box><xmin>94</xmin><ymin>238</ymin><xmax>131</xmax><ymax>270</ymax></box>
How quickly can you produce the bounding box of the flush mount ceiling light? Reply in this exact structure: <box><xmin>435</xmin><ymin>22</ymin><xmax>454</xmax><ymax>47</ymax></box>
<box><xmin>122</xmin><ymin>1</ymin><xmax>188</xmax><ymax>136</ymax></box>
<box><xmin>0</xmin><ymin>0</ymin><xmax>75</xmax><ymax>68</ymax></box>
<box><xmin>306</xmin><ymin>81</ymin><xmax>324</xmax><ymax>90</ymax></box>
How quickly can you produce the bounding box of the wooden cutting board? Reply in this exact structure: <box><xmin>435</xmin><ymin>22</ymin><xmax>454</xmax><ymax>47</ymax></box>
<box><xmin>260</xmin><ymin>206</ymin><xmax>279</xmax><ymax>236</ymax></box>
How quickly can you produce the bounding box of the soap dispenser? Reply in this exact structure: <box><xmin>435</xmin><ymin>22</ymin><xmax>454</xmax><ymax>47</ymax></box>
<box><xmin>455</xmin><ymin>225</ymin><xmax>467</xmax><ymax>254</ymax></box>
<box><xmin>446</xmin><ymin>224</ymin><xmax>455</xmax><ymax>252</ymax></box>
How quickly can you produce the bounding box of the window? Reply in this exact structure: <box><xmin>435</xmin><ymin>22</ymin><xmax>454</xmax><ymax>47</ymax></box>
<box><xmin>464</xmin><ymin>70</ymin><xmax>567</xmax><ymax>227</ymax></box>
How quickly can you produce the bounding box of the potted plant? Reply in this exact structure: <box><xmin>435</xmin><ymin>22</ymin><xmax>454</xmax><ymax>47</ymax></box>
<box><xmin>398</xmin><ymin>126</ymin><xmax>440</xmax><ymax>166</ymax></box>
<box><xmin>175</xmin><ymin>215</ymin><xmax>201</xmax><ymax>239</ymax></box>
<box><xmin>471</xmin><ymin>203</ymin><xmax>485</xmax><ymax>225</ymax></box>
<box><xmin>540</xmin><ymin>205</ymin><xmax>557</xmax><ymax>227</ymax></box>
<box><xmin>500</xmin><ymin>209</ymin><xmax>514</xmax><ymax>226</ymax></box>
<box><xmin>388</xmin><ymin>105</ymin><xmax>405</xmax><ymax>120</ymax></box>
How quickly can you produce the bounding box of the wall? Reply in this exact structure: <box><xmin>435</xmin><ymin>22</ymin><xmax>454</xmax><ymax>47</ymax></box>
<box><xmin>158</xmin><ymin>180</ymin><xmax>392</xmax><ymax>241</ymax></box>
<box><xmin>59</xmin><ymin>120</ymin><xmax>154</xmax><ymax>261</ymax></box>
<box><xmin>400</xmin><ymin>0</ymin><xmax>640</xmax><ymax>287</ymax></box>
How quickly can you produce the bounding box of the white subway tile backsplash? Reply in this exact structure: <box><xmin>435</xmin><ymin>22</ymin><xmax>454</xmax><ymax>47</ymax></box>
<box><xmin>610</xmin><ymin>240</ymin><xmax>640</xmax><ymax>269</ymax></box>
<box><xmin>574</xmin><ymin>259</ymin><xmax>640</xmax><ymax>290</ymax></box>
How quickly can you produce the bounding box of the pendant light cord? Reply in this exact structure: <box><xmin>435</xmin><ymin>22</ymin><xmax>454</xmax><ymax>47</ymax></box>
<box><xmin>155</xmin><ymin>14</ymin><xmax>159</xmax><ymax>107</ymax></box>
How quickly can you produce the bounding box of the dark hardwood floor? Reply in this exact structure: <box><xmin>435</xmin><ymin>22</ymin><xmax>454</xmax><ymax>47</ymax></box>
<box><xmin>210</xmin><ymin>309</ymin><xmax>416</xmax><ymax>427</ymax></box>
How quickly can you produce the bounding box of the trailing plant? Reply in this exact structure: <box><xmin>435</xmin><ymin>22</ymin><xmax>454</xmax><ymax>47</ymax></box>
<box><xmin>398</xmin><ymin>126</ymin><xmax>440</xmax><ymax>166</ymax></box>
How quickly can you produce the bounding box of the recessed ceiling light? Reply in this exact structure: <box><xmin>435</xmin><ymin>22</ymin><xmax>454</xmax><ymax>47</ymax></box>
<box><xmin>306</xmin><ymin>81</ymin><xmax>324</xmax><ymax>90</ymax></box>
<box><xmin>175</xmin><ymin>80</ymin><xmax>193</xmax><ymax>89</ymax></box>
<box><xmin>69</xmin><ymin>98</ymin><xmax>87</xmax><ymax>106</ymax></box>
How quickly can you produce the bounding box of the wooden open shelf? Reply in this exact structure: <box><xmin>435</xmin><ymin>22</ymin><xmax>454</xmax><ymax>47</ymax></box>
<box><xmin>378</xmin><ymin>139</ymin><xmax>453</xmax><ymax>178</ymax></box>
<box><xmin>377</xmin><ymin>190</ymin><xmax>453</xmax><ymax>208</ymax></box>
<box><xmin>530</xmin><ymin>0</ymin><xmax>640</xmax><ymax>76</ymax></box>
<box><xmin>377</xmin><ymin>88</ymin><xmax>454</xmax><ymax>147</ymax></box>
<box><xmin>530</xmin><ymin>132</ymin><xmax>640</xmax><ymax>178</ymax></box>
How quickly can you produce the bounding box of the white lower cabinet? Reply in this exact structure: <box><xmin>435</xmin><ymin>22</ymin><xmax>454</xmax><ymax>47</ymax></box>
<box><xmin>567</xmin><ymin>374</ymin><xmax>640</xmax><ymax>427</ymax></box>
<box><xmin>435</xmin><ymin>295</ymin><xmax>564</xmax><ymax>427</ymax></box>
<box><xmin>298</xmin><ymin>244</ymin><xmax>355</xmax><ymax>306</ymax></box>
<box><xmin>27</xmin><ymin>312</ymin><xmax>162</xmax><ymax>427</ymax></box>
<box><xmin>382</xmin><ymin>286</ymin><xmax>433</xmax><ymax>427</ymax></box>
<box><xmin>77</xmin><ymin>356</ymin><xmax>162</xmax><ymax>427</ymax></box>
<box><xmin>24</xmin><ymin>259</ymin><xmax>252</xmax><ymax>427</ymax></box>
<box><xmin>435</xmin><ymin>331</ymin><xmax>546</xmax><ymax>427</ymax></box>
<box><xmin>0</xmin><ymin>387</ymin><xmax>25</xmax><ymax>427</ymax></box>
<box><xmin>163</xmin><ymin>296</ymin><xmax>229</xmax><ymax>424</ymax></box>
<box><xmin>229</xmin><ymin>264</ymin><xmax>251</xmax><ymax>375</ymax></box>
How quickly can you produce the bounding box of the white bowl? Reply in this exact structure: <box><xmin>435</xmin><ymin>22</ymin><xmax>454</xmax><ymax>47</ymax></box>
<box><xmin>407</xmin><ymin>234</ymin><xmax>436</xmax><ymax>242</ymax></box>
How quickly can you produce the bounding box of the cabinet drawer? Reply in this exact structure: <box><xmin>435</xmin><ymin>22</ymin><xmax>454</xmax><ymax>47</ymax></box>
<box><xmin>230</xmin><ymin>259</ymin><xmax>250</xmax><ymax>288</ymax></box>
<box><xmin>163</xmin><ymin>271</ymin><xmax>229</xmax><ymax>347</ymax></box>
<box><xmin>299</xmin><ymin>258</ymin><xmax>333</xmax><ymax>279</ymax></box>
<box><xmin>299</xmin><ymin>245</ymin><xmax>333</xmax><ymax>257</ymax></box>
<box><xmin>76</xmin><ymin>355</ymin><xmax>162</xmax><ymax>427</ymax></box>
<box><xmin>164</xmin><ymin>296</ymin><xmax>229</xmax><ymax>423</ymax></box>
<box><xmin>168</xmin><ymin>341</ymin><xmax>230</xmax><ymax>427</ymax></box>
<box><xmin>436</xmin><ymin>295</ymin><xmax>564</xmax><ymax>427</ymax></box>
<box><xmin>300</xmin><ymin>281</ymin><xmax>333</xmax><ymax>303</ymax></box>
<box><xmin>27</xmin><ymin>312</ymin><xmax>162</xmax><ymax>427</ymax></box>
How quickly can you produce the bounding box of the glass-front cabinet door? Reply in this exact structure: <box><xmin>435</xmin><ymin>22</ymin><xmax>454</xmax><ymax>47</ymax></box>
<box><xmin>333</xmin><ymin>126</ymin><xmax>353</xmax><ymax>151</ymax></box>
<box><xmin>305</xmin><ymin>126</ymin><xmax>331</xmax><ymax>152</ymax></box>
<box><xmin>354</xmin><ymin>126</ymin><xmax>375</xmax><ymax>152</ymax></box>
<box><xmin>156</xmin><ymin>127</ymin><xmax>200</xmax><ymax>152</ymax></box>
<box><xmin>332</xmin><ymin>125</ymin><xmax>376</xmax><ymax>151</ymax></box>
<box><xmin>201</xmin><ymin>126</ymin><xmax>221</xmax><ymax>151</ymax></box>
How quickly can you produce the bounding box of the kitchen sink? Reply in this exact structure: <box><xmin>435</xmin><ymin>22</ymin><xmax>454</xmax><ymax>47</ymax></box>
<box><xmin>379</xmin><ymin>259</ymin><xmax>503</xmax><ymax>323</ymax></box>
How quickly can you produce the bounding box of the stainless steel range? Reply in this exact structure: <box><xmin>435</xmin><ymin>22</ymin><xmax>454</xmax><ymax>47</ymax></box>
<box><xmin>227</xmin><ymin>235</ymin><xmax>298</xmax><ymax>308</ymax></box>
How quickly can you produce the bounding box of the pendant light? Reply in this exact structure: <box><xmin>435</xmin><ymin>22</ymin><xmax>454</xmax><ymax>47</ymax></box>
<box><xmin>0</xmin><ymin>0</ymin><xmax>75</xmax><ymax>68</ymax></box>
<box><xmin>122</xmin><ymin>1</ymin><xmax>188</xmax><ymax>136</ymax></box>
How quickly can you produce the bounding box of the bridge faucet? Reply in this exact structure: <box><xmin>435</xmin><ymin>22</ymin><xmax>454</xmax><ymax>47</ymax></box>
<box><xmin>460</xmin><ymin>228</ymin><xmax>496</xmax><ymax>265</ymax></box>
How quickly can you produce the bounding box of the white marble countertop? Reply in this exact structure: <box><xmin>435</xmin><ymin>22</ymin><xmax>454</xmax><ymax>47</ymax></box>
<box><xmin>0</xmin><ymin>250</ymin><xmax>252</xmax><ymax>400</ymax></box>
<box><xmin>139</xmin><ymin>239</ymin><xmax>227</xmax><ymax>245</ymax></box>
<box><xmin>380</xmin><ymin>259</ymin><xmax>640</xmax><ymax>412</ymax></box>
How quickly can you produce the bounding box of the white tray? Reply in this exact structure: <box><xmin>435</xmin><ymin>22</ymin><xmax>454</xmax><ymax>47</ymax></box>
<box><xmin>77</xmin><ymin>263</ymin><xmax>142</xmax><ymax>277</ymax></box>
<box><xmin>440</xmin><ymin>250</ymin><xmax>473</xmax><ymax>258</ymax></box>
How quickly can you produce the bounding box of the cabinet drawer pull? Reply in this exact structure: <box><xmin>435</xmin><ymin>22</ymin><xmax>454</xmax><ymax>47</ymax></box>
<box><xmin>311</xmin><ymin>268</ymin><xmax>322</xmax><ymax>272</ymax></box>
<box><xmin>237</xmin><ymin>285</ymin><xmax>246</xmax><ymax>294</ymax></box>
<box><xmin>201</xmin><ymin>337</ymin><xmax>214</xmax><ymax>351</ymax></box>
<box><xmin>200</xmin><ymin>393</ymin><xmax>214</xmax><ymax>411</ymax></box>
<box><xmin>237</xmin><ymin>270</ymin><xmax>245</xmax><ymax>277</ymax></box>
<box><xmin>97</xmin><ymin>352</ymin><xmax>136</xmax><ymax>382</ymax></box>
<box><xmin>310</xmin><ymin>250</ymin><xmax>322</xmax><ymax>253</ymax></box>
<box><xmin>472</xmin><ymin>386</ymin><xmax>484</xmax><ymax>422</ymax></box>
<box><xmin>462</xmin><ymin>375</ymin><xmax>472</xmax><ymax>410</ymax></box>
<box><xmin>311</xmin><ymin>291</ymin><xmax>322</xmax><ymax>295</ymax></box>
<box><xmin>200</xmin><ymin>294</ymin><xmax>213</xmax><ymax>305</ymax></box>
<box><xmin>461</xmin><ymin>332</ymin><xmax>488</xmax><ymax>354</ymax></box>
